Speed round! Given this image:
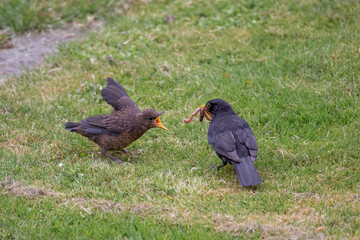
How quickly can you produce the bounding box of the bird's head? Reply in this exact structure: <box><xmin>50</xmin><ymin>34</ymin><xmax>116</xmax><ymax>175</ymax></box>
<box><xmin>139</xmin><ymin>109</ymin><xmax>168</xmax><ymax>131</ymax></box>
<box><xmin>183</xmin><ymin>99</ymin><xmax>236</xmax><ymax>124</ymax></box>
<box><xmin>203</xmin><ymin>99</ymin><xmax>235</xmax><ymax>118</ymax></box>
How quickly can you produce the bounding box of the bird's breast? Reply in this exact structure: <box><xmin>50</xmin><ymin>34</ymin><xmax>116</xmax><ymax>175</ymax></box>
<box><xmin>97</xmin><ymin>129</ymin><xmax>147</xmax><ymax>151</ymax></box>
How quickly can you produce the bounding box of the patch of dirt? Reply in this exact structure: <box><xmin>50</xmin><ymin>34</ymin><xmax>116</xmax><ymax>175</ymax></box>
<box><xmin>211</xmin><ymin>213</ymin><xmax>327</xmax><ymax>239</ymax></box>
<box><xmin>212</xmin><ymin>214</ymin><xmax>256</xmax><ymax>235</ymax></box>
<box><xmin>0</xmin><ymin>178</ymin><xmax>64</xmax><ymax>198</ymax></box>
<box><xmin>0</xmin><ymin>23</ymin><xmax>96</xmax><ymax>83</ymax></box>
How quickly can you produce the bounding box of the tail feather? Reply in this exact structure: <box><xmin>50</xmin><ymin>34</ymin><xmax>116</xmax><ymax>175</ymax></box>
<box><xmin>65</xmin><ymin>122</ymin><xmax>79</xmax><ymax>132</ymax></box>
<box><xmin>234</xmin><ymin>156</ymin><xmax>261</xmax><ymax>187</ymax></box>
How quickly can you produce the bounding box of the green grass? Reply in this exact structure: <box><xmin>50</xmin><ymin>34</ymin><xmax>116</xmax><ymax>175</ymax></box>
<box><xmin>0</xmin><ymin>0</ymin><xmax>127</xmax><ymax>33</ymax></box>
<box><xmin>0</xmin><ymin>194</ymin><xmax>224</xmax><ymax>239</ymax></box>
<box><xmin>1</xmin><ymin>0</ymin><xmax>360</xmax><ymax>239</ymax></box>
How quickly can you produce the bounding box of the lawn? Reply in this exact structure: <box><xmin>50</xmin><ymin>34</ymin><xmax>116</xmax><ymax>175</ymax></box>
<box><xmin>1</xmin><ymin>0</ymin><xmax>359</xmax><ymax>239</ymax></box>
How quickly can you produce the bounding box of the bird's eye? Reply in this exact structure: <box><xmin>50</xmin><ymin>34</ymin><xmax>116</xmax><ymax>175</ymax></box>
<box><xmin>148</xmin><ymin>117</ymin><xmax>155</xmax><ymax>121</ymax></box>
<box><xmin>206</xmin><ymin>103</ymin><xmax>211</xmax><ymax>108</ymax></box>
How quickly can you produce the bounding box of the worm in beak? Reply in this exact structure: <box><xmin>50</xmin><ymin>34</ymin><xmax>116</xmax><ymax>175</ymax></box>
<box><xmin>183</xmin><ymin>105</ymin><xmax>212</xmax><ymax>123</ymax></box>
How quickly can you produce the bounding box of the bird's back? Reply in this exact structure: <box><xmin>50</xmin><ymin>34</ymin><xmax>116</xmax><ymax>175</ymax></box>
<box><xmin>208</xmin><ymin>111</ymin><xmax>258</xmax><ymax>161</ymax></box>
<box><xmin>208</xmin><ymin>113</ymin><xmax>250</xmax><ymax>140</ymax></box>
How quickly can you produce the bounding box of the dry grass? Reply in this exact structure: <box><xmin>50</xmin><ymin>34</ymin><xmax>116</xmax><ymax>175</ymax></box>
<box><xmin>1</xmin><ymin>179</ymin><xmax>338</xmax><ymax>239</ymax></box>
<box><xmin>0</xmin><ymin>178</ymin><xmax>65</xmax><ymax>198</ymax></box>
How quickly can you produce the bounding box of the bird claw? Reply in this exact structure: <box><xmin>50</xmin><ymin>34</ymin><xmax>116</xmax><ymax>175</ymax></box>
<box><xmin>211</xmin><ymin>162</ymin><xmax>220</xmax><ymax>171</ymax></box>
<box><xmin>211</xmin><ymin>161</ymin><xmax>228</xmax><ymax>171</ymax></box>
<box><xmin>211</xmin><ymin>162</ymin><xmax>216</xmax><ymax>169</ymax></box>
<box><xmin>103</xmin><ymin>152</ymin><xmax>126</xmax><ymax>163</ymax></box>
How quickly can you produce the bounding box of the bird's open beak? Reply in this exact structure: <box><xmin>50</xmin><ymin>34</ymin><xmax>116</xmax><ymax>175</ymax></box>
<box><xmin>199</xmin><ymin>105</ymin><xmax>213</xmax><ymax>121</ymax></box>
<box><xmin>156</xmin><ymin>111</ymin><xmax>168</xmax><ymax>131</ymax></box>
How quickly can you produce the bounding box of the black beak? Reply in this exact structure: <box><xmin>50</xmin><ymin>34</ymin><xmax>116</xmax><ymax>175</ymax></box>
<box><xmin>158</xmin><ymin>111</ymin><xmax>165</xmax><ymax>117</ymax></box>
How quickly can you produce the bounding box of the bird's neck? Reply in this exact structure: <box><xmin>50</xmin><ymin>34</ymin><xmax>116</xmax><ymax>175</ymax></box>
<box><xmin>211</xmin><ymin>109</ymin><xmax>236</xmax><ymax>119</ymax></box>
<box><xmin>134</xmin><ymin>113</ymin><xmax>151</xmax><ymax>132</ymax></box>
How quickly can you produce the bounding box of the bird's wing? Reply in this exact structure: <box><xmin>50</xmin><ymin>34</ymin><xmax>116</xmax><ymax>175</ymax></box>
<box><xmin>102</xmin><ymin>112</ymin><xmax>135</xmax><ymax>133</ymax></box>
<box><xmin>80</xmin><ymin>115</ymin><xmax>110</xmax><ymax>135</ymax></box>
<box><xmin>100</xmin><ymin>78</ymin><xmax>141</xmax><ymax>113</ymax></box>
<box><xmin>208</xmin><ymin>131</ymin><xmax>241</xmax><ymax>161</ymax></box>
<box><xmin>209</xmin><ymin>129</ymin><xmax>261</xmax><ymax>187</ymax></box>
<box><xmin>236</xmin><ymin>127</ymin><xmax>258</xmax><ymax>162</ymax></box>
<box><xmin>81</xmin><ymin>114</ymin><xmax>129</xmax><ymax>135</ymax></box>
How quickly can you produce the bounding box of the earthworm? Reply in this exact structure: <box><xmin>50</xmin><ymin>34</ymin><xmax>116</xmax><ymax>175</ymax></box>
<box><xmin>184</xmin><ymin>106</ymin><xmax>213</xmax><ymax>123</ymax></box>
<box><xmin>199</xmin><ymin>107</ymin><xmax>204</xmax><ymax>122</ymax></box>
<box><xmin>204</xmin><ymin>110</ymin><xmax>212</xmax><ymax>121</ymax></box>
<box><xmin>183</xmin><ymin>107</ymin><xmax>201</xmax><ymax>123</ymax></box>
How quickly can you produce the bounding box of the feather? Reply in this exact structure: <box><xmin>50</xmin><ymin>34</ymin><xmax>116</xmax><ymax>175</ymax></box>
<box><xmin>101</xmin><ymin>78</ymin><xmax>141</xmax><ymax>112</ymax></box>
<box><xmin>233</xmin><ymin>156</ymin><xmax>262</xmax><ymax>187</ymax></box>
<box><xmin>65</xmin><ymin>122</ymin><xmax>79</xmax><ymax>132</ymax></box>
<box><xmin>206</xmin><ymin>98</ymin><xmax>261</xmax><ymax>187</ymax></box>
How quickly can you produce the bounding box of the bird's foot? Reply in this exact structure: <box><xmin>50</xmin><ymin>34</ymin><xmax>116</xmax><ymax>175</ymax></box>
<box><xmin>121</xmin><ymin>149</ymin><xmax>141</xmax><ymax>155</ymax></box>
<box><xmin>120</xmin><ymin>149</ymin><xmax>141</xmax><ymax>162</ymax></box>
<box><xmin>103</xmin><ymin>152</ymin><xmax>125</xmax><ymax>163</ymax></box>
<box><xmin>211</xmin><ymin>162</ymin><xmax>226</xmax><ymax>171</ymax></box>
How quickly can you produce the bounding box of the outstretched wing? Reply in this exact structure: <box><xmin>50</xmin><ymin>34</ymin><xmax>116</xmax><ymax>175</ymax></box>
<box><xmin>101</xmin><ymin>78</ymin><xmax>141</xmax><ymax>113</ymax></box>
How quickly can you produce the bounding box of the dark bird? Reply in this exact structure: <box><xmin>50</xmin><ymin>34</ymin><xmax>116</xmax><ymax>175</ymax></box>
<box><xmin>65</xmin><ymin>78</ymin><xmax>168</xmax><ymax>163</ymax></box>
<box><xmin>203</xmin><ymin>99</ymin><xmax>261</xmax><ymax>187</ymax></box>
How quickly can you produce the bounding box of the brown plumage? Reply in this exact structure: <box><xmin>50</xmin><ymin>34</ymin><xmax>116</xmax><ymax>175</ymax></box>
<box><xmin>65</xmin><ymin>78</ymin><xmax>168</xmax><ymax>163</ymax></box>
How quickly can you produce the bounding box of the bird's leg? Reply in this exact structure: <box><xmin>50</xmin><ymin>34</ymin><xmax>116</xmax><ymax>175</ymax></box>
<box><xmin>102</xmin><ymin>150</ymin><xmax>125</xmax><ymax>163</ymax></box>
<box><xmin>121</xmin><ymin>149</ymin><xmax>132</xmax><ymax>154</ymax></box>
<box><xmin>211</xmin><ymin>161</ymin><xmax>227</xmax><ymax>171</ymax></box>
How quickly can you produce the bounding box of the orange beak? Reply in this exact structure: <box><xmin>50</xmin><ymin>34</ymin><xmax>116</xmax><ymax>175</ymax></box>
<box><xmin>199</xmin><ymin>104</ymin><xmax>213</xmax><ymax>121</ymax></box>
<box><xmin>155</xmin><ymin>111</ymin><xmax>169</xmax><ymax>131</ymax></box>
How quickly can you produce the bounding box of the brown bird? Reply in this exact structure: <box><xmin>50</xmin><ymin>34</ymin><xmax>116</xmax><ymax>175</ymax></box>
<box><xmin>65</xmin><ymin>77</ymin><xmax>168</xmax><ymax>163</ymax></box>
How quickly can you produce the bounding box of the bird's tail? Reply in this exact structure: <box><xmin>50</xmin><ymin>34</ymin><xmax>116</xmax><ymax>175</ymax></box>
<box><xmin>65</xmin><ymin>122</ymin><xmax>79</xmax><ymax>132</ymax></box>
<box><xmin>234</xmin><ymin>156</ymin><xmax>262</xmax><ymax>187</ymax></box>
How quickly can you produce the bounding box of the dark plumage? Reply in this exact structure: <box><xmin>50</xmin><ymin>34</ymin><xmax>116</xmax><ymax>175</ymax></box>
<box><xmin>65</xmin><ymin>78</ymin><xmax>168</xmax><ymax>163</ymax></box>
<box><xmin>204</xmin><ymin>99</ymin><xmax>261</xmax><ymax>187</ymax></box>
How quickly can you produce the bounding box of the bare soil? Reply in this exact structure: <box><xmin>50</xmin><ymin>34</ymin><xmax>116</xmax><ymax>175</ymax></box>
<box><xmin>0</xmin><ymin>26</ymin><xmax>85</xmax><ymax>83</ymax></box>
